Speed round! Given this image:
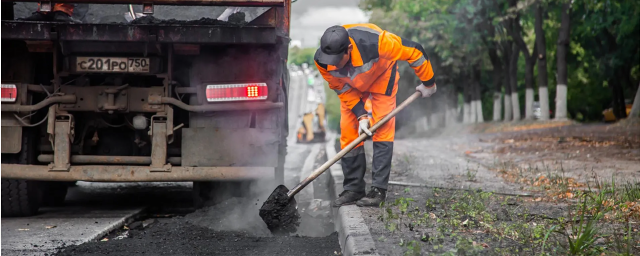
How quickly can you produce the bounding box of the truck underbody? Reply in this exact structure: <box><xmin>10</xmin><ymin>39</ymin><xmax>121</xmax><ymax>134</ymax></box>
<box><xmin>1</xmin><ymin>0</ymin><xmax>291</xmax><ymax>216</ymax></box>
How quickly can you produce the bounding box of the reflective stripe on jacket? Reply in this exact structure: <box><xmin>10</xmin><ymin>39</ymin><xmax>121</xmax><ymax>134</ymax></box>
<box><xmin>314</xmin><ymin>23</ymin><xmax>435</xmax><ymax>117</ymax></box>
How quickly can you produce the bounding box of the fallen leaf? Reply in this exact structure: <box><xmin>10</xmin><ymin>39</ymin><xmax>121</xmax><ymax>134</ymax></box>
<box><xmin>46</xmin><ymin>225</ymin><xmax>56</xmax><ymax>229</ymax></box>
<box><xmin>534</xmin><ymin>197</ymin><xmax>542</xmax><ymax>202</ymax></box>
<box><xmin>465</xmin><ymin>151</ymin><xmax>472</xmax><ymax>155</ymax></box>
<box><xmin>429</xmin><ymin>213</ymin><xmax>437</xmax><ymax>219</ymax></box>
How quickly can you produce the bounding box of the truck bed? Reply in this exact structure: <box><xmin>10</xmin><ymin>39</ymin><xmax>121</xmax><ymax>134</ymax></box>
<box><xmin>1</xmin><ymin>20</ymin><xmax>276</xmax><ymax>44</ymax></box>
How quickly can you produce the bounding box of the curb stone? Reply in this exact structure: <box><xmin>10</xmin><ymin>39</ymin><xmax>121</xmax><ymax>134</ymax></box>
<box><xmin>325</xmin><ymin>134</ymin><xmax>379</xmax><ymax>256</ymax></box>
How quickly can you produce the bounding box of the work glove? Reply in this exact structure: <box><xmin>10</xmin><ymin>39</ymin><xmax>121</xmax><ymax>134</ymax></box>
<box><xmin>358</xmin><ymin>116</ymin><xmax>373</xmax><ymax>136</ymax></box>
<box><xmin>416</xmin><ymin>83</ymin><xmax>437</xmax><ymax>98</ymax></box>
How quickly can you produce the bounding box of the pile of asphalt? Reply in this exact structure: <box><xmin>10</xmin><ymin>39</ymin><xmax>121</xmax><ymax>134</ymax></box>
<box><xmin>55</xmin><ymin>219</ymin><xmax>339</xmax><ymax>256</ymax></box>
<box><xmin>259</xmin><ymin>185</ymin><xmax>301</xmax><ymax>235</ymax></box>
<box><xmin>54</xmin><ymin>195</ymin><xmax>336</xmax><ymax>255</ymax></box>
<box><xmin>185</xmin><ymin>197</ymin><xmax>273</xmax><ymax>237</ymax></box>
<box><xmin>130</xmin><ymin>12</ymin><xmax>246</xmax><ymax>26</ymax></box>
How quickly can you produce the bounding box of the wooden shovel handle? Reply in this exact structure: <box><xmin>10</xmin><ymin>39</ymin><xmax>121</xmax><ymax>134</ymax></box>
<box><xmin>287</xmin><ymin>91</ymin><xmax>423</xmax><ymax>198</ymax></box>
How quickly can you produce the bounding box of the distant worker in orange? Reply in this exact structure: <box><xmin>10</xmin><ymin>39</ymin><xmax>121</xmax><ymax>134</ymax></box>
<box><xmin>20</xmin><ymin>3</ymin><xmax>80</xmax><ymax>23</ymax></box>
<box><xmin>315</xmin><ymin>24</ymin><xmax>436</xmax><ymax>207</ymax></box>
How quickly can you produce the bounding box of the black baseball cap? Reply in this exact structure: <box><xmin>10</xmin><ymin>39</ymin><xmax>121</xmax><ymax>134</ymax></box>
<box><xmin>315</xmin><ymin>25</ymin><xmax>350</xmax><ymax>66</ymax></box>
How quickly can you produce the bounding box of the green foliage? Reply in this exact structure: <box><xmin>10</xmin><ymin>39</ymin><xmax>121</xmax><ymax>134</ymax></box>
<box><xmin>360</xmin><ymin>0</ymin><xmax>640</xmax><ymax>122</ymax></box>
<box><xmin>287</xmin><ymin>47</ymin><xmax>316</xmax><ymax>66</ymax></box>
<box><xmin>323</xmin><ymin>82</ymin><xmax>341</xmax><ymax>131</ymax></box>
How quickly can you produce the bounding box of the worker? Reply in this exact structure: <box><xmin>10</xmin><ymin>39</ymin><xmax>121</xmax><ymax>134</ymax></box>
<box><xmin>314</xmin><ymin>24</ymin><xmax>436</xmax><ymax>207</ymax></box>
<box><xmin>20</xmin><ymin>3</ymin><xmax>80</xmax><ymax>23</ymax></box>
<box><xmin>297</xmin><ymin>67</ymin><xmax>327</xmax><ymax>143</ymax></box>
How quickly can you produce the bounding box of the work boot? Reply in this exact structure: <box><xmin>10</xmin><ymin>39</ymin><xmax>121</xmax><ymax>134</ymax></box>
<box><xmin>19</xmin><ymin>12</ymin><xmax>50</xmax><ymax>21</ymax></box>
<box><xmin>332</xmin><ymin>190</ymin><xmax>365</xmax><ymax>208</ymax></box>
<box><xmin>53</xmin><ymin>12</ymin><xmax>81</xmax><ymax>23</ymax></box>
<box><xmin>356</xmin><ymin>187</ymin><xmax>387</xmax><ymax>207</ymax></box>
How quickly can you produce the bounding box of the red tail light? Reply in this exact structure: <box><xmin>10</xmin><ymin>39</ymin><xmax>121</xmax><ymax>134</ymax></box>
<box><xmin>1</xmin><ymin>84</ymin><xmax>17</xmax><ymax>102</ymax></box>
<box><xmin>206</xmin><ymin>83</ymin><xmax>268</xmax><ymax>102</ymax></box>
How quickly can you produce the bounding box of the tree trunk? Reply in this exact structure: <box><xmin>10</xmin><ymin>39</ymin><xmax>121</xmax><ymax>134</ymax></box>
<box><xmin>510</xmin><ymin>44</ymin><xmax>521</xmax><ymax>121</ymax></box>
<box><xmin>503</xmin><ymin>44</ymin><xmax>513</xmax><ymax>121</ymax></box>
<box><xmin>488</xmin><ymin>45</ymin><xmax>503</xmax><ymax>121</ymax></box>
<box><xmin>630</xmin><ymin>83</ymin><xmax>640</xmax><ymax>118</ymax></box>
<box><xmin>475</xmin><ymin>84</ymin><xmax>485</xmax><ymax>122</ymax></box>
<box><xmin>447</xmin><ymin>88</ymin><xmax>459</xmax><ymax>126</ymax></box>
<box><xmin>535</xmin><ymin>1</ymin><xmax>550</xmax><ymax>120</ymax></box>
<box><xmin>522</xmin><ymin>39</ymin><xmax>537</xmax><ymax>120</ymax></box>
<box><xmin>509</xmin><ymin>6</ymin><xmax>536</xmax><ymax>120</ymax></box>
<box><xmin>469</xmin><ymin>90</ymin><xmax>477</xmax><ymax>124</ymax></box>
<box><xmin>611</xmin><ymin>78</ymin><xmax>627</xmax><ymax>119</ymax></box>
<box><xmin>615</xmin><ymin>68</ymin><xmax>629</xmax><ymax>119</ymax></box>
<box><xmin>473</xmin><ymin>65</ymin><xmax>484</xmax><ymax>123</ymax></box>
<box><xmin>555</xmin><ymin>1</ymin><xmax>570</xmax><ymax>120</ymax></box>
<box><xmin>463</xmin><ymin>81</ymin><xmax>471</xmax><ymax>124</ymax></box>
<box><xmin>493</xmin><ymin>92</ymin><xmax>502</xmax><ymax>121</ymax></box>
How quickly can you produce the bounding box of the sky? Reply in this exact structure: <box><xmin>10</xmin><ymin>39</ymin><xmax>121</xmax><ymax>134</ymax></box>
<box><xmin>290</xmin><ymin>0</ymin><xmax>369</xmax><ymax>48</ymax></box>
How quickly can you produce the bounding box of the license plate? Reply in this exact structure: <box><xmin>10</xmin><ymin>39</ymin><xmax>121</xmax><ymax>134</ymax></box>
<box><xmin>76</xmin><ymin>57</ymin><xmax>150</xmax><ymax>73</ymax></box>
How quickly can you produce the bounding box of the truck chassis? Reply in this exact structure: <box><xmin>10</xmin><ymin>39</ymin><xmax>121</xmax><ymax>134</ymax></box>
<box><xmin>1</xmin><ymin>0</ymin><xmax>291</xmax><ymax>216</ymax></box>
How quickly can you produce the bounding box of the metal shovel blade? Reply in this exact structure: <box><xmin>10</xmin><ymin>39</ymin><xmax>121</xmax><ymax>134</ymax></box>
<box><xmin>259</xmin><ymin>185</ymin><xmax>300</xmax><ymax>234</ymax></box>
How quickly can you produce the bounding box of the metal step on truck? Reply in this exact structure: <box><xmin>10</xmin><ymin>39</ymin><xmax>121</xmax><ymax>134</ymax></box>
<box><xmin>1</xmin><ymin>0</ymin><xmax>291</xmax><ymax>216</ymax></box>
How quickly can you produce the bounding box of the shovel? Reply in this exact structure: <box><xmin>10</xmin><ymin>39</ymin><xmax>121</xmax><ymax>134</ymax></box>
<box><xmin>259</xmin><ymin>91</ymin><xmax>423</xmax><ymax>234</ymax></box>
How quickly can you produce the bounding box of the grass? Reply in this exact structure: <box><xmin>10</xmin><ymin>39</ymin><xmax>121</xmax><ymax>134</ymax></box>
<box><xmin>375</xmin><ymin>181</ymin><xmax>640</xmax><ymax>255</ymax></box>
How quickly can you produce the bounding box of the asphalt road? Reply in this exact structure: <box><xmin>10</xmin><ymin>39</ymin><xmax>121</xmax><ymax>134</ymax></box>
<box><xmin>1</xmin><ymin>68</ymin><xmax>336</xmax><ymax>255</ymax></box>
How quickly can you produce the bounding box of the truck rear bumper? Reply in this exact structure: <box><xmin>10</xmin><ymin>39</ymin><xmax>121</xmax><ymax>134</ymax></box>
<box><xmin>0</xmin><ymin>164</ymin><xmax>274</xmax><ymax>182</ymax></box>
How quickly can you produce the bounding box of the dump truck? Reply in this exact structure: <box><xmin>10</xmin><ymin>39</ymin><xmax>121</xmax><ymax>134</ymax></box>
<box><xmin>1</xmin><ymin>0</ymin><xmax>291</xmax><ymax>216</ymax></box>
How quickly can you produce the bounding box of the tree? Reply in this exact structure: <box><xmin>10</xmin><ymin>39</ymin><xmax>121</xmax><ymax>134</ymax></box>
<box><xmin>554</xmin><ymin>0</ymin><xmax>570</xmax><ymax>120</ymax></box>
<box><xmin>508</xmin><ymin>0</ymin><xmax>537</xmax><ymax>120</ymax></box>
<box><xmin>534</xmin><ymin>0</ymin><xmax>550</xmax><ymax>120</ymax></box>
<box><xmin>630</xmin><ymin>83</ymin><xmax>640</xmax><ymax>118</ymax></box>
<box><xmin>509</xmin><ymin>43</ymin><xmax>521</xmax><ymax>121</ymax></box>
<box><xmin>573</xmin><ymin>0</ymin><xmax>640</xmax><ymax>120</ymax></box>
<box><xmin>287</xmin><ymin>47</ymin><xmax>316</xmax><ymax>66</ymax></box>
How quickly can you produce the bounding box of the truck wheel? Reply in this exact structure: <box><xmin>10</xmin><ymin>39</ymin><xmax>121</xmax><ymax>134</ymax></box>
<box><xmin>1</xmin><ymin>128</ymin><xmax>42</xmax><ymax>217</ymax></box>
<box><xmin>192</xmin><ymin>181</ymin><xmax>212</xmax><ymax>209</ymax></box>
<box><xmin>1</xmin><ymin>180</ymin><xmax>42</xmax><ymax>217</ymax></box>
<box><xmin>42</xmin><ymin>182</ymin><xmax>69</xmax><ymax>207</ymax></box>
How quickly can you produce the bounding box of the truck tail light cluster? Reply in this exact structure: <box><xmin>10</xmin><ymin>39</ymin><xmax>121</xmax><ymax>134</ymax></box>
<box><xmin>1</xmin><ymin>84</ymin><xmax>17</xmax><ymax>102</ymax></box>
<box><xmin>206</xmin><ymin>83</ymin><xmax>268</xmax><ymax>102</ymax></box>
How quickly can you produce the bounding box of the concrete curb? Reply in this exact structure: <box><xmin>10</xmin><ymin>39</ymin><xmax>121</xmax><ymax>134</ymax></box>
<box><xmin>86</xmin><ymin>208</ymin><xmax>145</xmax><ymax>242</ymax></box>
<box><xmin>325</xmin><ymin>134</ymin><xmax>379</xmax><ymax>256</ymax></box>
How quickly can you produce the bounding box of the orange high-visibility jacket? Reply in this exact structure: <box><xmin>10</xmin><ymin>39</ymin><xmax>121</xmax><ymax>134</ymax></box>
<box><xmin>314</xmin><ymin>23</ymin><xmax>435</xmax><ymax>118</ymax></box>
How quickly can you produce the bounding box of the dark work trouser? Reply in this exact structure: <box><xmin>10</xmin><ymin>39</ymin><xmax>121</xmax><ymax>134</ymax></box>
<box><xmin>341</xmin><ymin>141</ymin><xmax>393</xmax><ymax>192</ymax></box>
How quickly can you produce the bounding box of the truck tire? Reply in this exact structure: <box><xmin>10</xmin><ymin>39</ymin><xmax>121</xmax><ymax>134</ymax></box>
<box><xmin>1</xmin><ymin>180</ymin><xmax>42</xmax><ymax>217</ymax></box>
<box><xmin>1</xmin><ymin>128</ymin><xmax>43</xmax><ymax>217</ymax></box>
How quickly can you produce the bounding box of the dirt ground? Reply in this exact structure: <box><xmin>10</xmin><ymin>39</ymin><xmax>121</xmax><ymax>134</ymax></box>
<box><xmin>468</xmin><ymin>123</ymin><xmax>640</xmax><ymax>187</ymax></box>
<box><xmin>359</xmin><ymin>123</ymin><xmax>639</xmax><ymax>255</ymax></box>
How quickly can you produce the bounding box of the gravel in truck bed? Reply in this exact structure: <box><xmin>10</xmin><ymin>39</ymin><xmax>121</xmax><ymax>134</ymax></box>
<box><xmin>129</xmin><ymin>12</ymin><xmax>247</xmax><ymax>26</ymax></box>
